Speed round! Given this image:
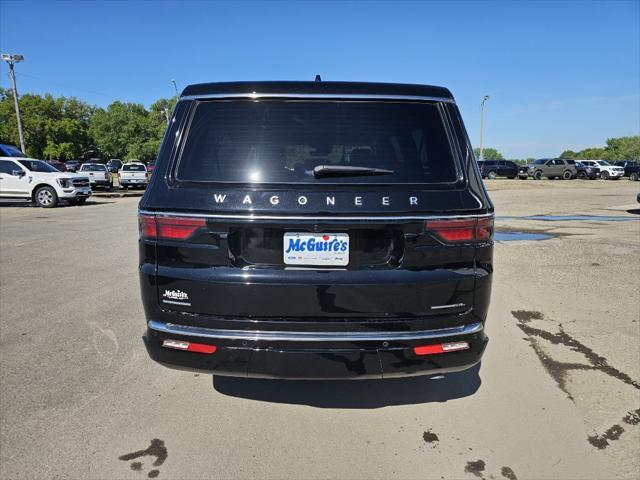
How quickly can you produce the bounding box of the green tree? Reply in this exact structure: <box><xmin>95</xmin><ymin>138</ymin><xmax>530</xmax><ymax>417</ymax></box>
<box><xmin>558</xmin><ymin>136</ymin><xmax>640</xmax><ymax>161</ymax></box>
<box><xmin>605</xmin><ymin>136</ymin><xmax>640</xmax><ymax>161</ymax></box>
<box><xmin>89</xmin><ymin>101</ymin><xmax>157</xmax><ymax>161</ymax></box>
<box><xmin>0</xmin><ymin>89</ymin><xmax>94</xmax><ymax>160</ymax></box>
<box><xmin>473</xmin><ymin>147</ymin><xmax>504</xmax><ymax>160</ymax></box>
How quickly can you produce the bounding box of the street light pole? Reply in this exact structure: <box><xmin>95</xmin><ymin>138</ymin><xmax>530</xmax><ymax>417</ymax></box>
<box><xmin>479</xmin><ymin>95</ymin><xmax>490</xmax><ymax>161</ymax></box>
<box><xmin>2</xmin><ymin>53</ymin><xmax>26</xmax><ymax>153</ymax></box>
<box><xmin>171</xmin><ymin>79</ymin><xmax>179</xmax><ymax>98</ymax></box>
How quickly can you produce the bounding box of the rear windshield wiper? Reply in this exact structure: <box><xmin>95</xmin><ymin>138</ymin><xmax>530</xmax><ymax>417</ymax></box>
<box><xmin>313</xmin><ymin>165</ymin><xmax>394</xmax><ymax>178</ymax></box>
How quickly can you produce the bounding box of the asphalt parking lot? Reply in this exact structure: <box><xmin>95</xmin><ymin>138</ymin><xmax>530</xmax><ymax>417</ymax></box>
<box><xmin>1</xmin><ymin>180</ymin><xmax>639</xmax><ymax>480</ymax></box>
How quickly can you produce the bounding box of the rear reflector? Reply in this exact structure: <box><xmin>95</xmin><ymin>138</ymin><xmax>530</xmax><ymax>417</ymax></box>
<box><xmin>162</xmin><ymin>339</ymin><xmax>217</xmax><ymax>354</ymax></box>
<box><xmin>413</xmin><ymin>341</ymin><xmax>470</xmax><ymax>356</ymax></box>
<box><xmin>138</xmin><ymin>214</ymin><xmax>207</xmax><ymax>241</ymax></box>
<box><xmin>425</xmin><ymin>217</ymin><xmax>494</xmax><ymax>244</ymax></box>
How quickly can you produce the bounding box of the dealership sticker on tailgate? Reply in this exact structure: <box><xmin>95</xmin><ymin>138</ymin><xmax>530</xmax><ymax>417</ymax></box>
<box><xmin>284</xmin><ymin>232</ymin><xmax>349</xmax><ymax>266</ymax></box>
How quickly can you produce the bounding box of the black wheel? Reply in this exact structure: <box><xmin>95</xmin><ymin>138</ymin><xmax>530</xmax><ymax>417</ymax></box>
<box><xmin>577</xmin><ymin>171</ymin><xmax>587</xmax><ymax>180</ymax></box>
<box><xmin>563</xmin><ymin>170</ymin><xmax>573</xmax><ymax>180</ymax></box>
<box><xmin>630</xmin><ymin>172</ymin><xmax>639</xmax><ymax>181</ymax></box>
<box><xmin>518</xmin><ymin>176</ymin><xmax>527</xmax><ymax>180</ymax></box>
<box><xmin>487</xmin><ymin>170</ymin><xmax>497</xmax><ymax>180</ymax></box>
<box><xmin>34</xmin><ymin>186</ymin><xmax>58</xmax><ymax>208</ymax></box>
<box><xmin>600</xmin><ymin>171</ymin><xmax>610</xmax><ymax>180</ymax></box>
<box><xmin>533</xmin><ymin>170</ymin><xmax>544</xmax><ymax>180</ymax></box>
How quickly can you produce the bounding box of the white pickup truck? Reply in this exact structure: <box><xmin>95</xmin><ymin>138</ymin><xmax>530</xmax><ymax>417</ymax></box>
<box><xmin>78</xmin><ymin>162</ymin><xmax>112</xmax><ymax>190</ymax></box>
<box><xmin>118</xmin><ymin>162</ymin><xmax>148</xmax><ymax>189</ymax></box>
<box><xmin>0</xmin><ymin>157</ymin><xmax>91</xmax><ymax>207</ymax></box>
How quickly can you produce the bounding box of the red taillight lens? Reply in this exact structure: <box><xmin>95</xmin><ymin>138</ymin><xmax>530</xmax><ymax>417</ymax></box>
<box><xmin>139</xmin><ymin>214</ymin><xmax>157</xmax><ymax>239</ymax></box>
<box><xmin>476</xmin><ymin>217</ymin><xmax>494</xmax><ymax>241</ymax></box>
<box><xmin>138</xmin><ymin>214</ymin><xmax>206</xmax><ymax>241</ymax></box>
<box><xmin>413</xmin><ymin>341</ymin><xmax>470</xmax><ymax>356</ymax></box>
<box><xmin>162</xmin><ymin>339</ymin><xmax>217</xmax><ymax>354</ymax></box>
<box><xmin>156</xmin><ymin>216</ymin><xmax>207</xmax><ymax>240</ymax></box>
<box><xmin>425</xmin><ymin>217</ymin><xmax>494</xmax><ymax>244</ymax></box>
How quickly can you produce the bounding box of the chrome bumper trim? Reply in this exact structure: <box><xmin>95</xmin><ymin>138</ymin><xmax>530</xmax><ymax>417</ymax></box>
<box><xmin>147</xmin><ymin>320</ymin><xmax>483</xmax><ymax>342</ymax></box>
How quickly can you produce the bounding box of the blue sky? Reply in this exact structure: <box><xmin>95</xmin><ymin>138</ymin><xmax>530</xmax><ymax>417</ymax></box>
<box><xmin>1</xmin><ymin>0</ymin><xmax>638</xmax><ymax>158</ymax></box>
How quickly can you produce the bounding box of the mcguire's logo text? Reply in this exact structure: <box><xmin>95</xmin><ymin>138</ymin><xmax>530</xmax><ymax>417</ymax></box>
<box><xmin>285</xmin><ymin>236</ymin><xmax>348</xmax><ymax>254</ymax></box>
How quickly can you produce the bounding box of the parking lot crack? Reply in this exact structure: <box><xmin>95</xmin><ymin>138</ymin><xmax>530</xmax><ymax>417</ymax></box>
<box><xmin>512</xmin><ymin>311</ymin><xmax>640</xmax><ymax>392</ymax></box>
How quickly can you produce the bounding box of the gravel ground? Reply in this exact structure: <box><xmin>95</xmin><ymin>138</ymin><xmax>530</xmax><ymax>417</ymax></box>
<box><xmin>1</xmin><ymin>179</ymin><xmax>638</xmax><ymax>480</ymax></box>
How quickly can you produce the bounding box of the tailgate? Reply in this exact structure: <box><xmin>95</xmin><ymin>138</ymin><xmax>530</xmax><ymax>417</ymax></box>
<box><xmin>144</xmin><ymin>214</ymin><xmax>485</xmax><ymax>319</ymax></box>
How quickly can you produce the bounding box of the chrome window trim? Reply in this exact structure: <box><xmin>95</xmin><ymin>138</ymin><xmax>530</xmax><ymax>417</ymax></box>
<box><xmin>138</xmin><ymin>209</ymin><xmax>494</xmax><ymax>222</ymax></box>
<box><xmin>148</xmin><ymin>320</ymin><xmax>483</xmax><ymax>342</ymax></box>
<box><xmin>179</xmin><ymin>93</ymin><xmax>455</xmax><ymax>103</ymax></box>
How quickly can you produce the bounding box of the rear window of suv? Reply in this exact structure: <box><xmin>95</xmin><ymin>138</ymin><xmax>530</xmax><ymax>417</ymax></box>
<box><xmin>176</xmin><ymin>100</ymin><xmax>460</xmax><ymax>184</ymax></box>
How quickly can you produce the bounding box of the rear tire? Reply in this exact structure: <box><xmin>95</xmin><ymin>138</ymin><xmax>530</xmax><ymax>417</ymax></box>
<box><xmin>34</xmin><ymin>186</ymin><xmax>58</xmax><ymax>208</ymax></box>
<box><xmin>563</xmin><ymin>170</ymin><xmax>573</xmax><ymax>180</ymax></box>
<box><xmin>577</xmin><ymin>171</ymin><xmax>587</xmax><ymax>180</ymax></box>
<box><xmin>487</xmin><ymin>171</ymin><xmax>497</xmax><ymax>180</ymax></box>
<box><xmin>600</xmin><ymin>171</ymin><xmax>610</xmax><ymax>180</ymax></box>
<box><xmin>533</xmin><ymin>170</ymin><xmax>544</xmax><ymax>180</ymax></box>
<box><xmin>630</xmin><ymin>172</ymin><xmax>639</xmax><ymax>181</ymax></box>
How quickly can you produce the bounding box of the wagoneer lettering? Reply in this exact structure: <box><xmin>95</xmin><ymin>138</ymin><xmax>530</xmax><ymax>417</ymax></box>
<box><xmin>139</xmin><ymin>81</ymin><xmax>493</xmax><ymax>380</ymax></box>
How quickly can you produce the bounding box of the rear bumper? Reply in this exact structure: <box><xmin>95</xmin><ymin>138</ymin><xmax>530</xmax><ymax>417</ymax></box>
<box><xmin>121</xmin><ymin>179</ymin><xmax>148</xmax><ymax>186</ymax></box>
<box><xmin>89</xmin><ymin>179</ymin><xmax>111</xmax><ymax>186</ymax></box>
<box><xmin>143</xmin><ymin>320</ymin><xmax>488</xmax><ymax>379</ymax></box>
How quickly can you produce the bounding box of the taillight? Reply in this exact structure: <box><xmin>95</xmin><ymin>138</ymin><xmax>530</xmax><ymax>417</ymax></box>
<box><xmin>138</xmin><ymin>214</ymin><xmax>206</xmax><ymax>241</ymax></box>
<box><xmin>425</xmin><ymin>217</ymin><xmax>494</xmax><ymax>244</ymax></box>
<box><xmin>139</xmin><ymin>214</ymin><xmax>157</xmax><ymax>239</ymax></box>
<box><xmin>476</xmin><ymin>217</ymin><xmax>494</xmax><ymax>241</ymax></box>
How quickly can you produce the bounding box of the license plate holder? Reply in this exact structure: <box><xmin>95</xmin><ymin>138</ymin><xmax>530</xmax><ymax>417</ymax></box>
<box><xmin>283</xmin><ymin>232</ymin><xmax>349</xmax><ymax>266</ymax></box>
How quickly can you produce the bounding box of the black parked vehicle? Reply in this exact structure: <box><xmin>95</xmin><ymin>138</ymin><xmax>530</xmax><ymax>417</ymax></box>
<box><xmin>614</xmin><ymin>161</ymin><xmax>640</xmax><ymax>181</ymax></box>
<box><xmin>139</xmin><ymin>81</ymin><xmax>493</xmax><ymax>380</ymax></box>
<box><xmin>477</xmin><ymin>160</ymin><xmax>518</xmax><ymax>179</ymax></box>
<box><xmin>45</xmin><ymin>160</ymin><xmax>68</xmax><ymax>172</ymax></box>
<box><xmin>64</xmin><ymin>160</ymin><xmax>81</xmax><ymax>172</ymax></box>
<box><xmin>106</xmin><ymin>159</ymin><xmax>123</xmax><ymax>173</ymax></box>
<box><xmin>574</xmin><ymin>161</ymin><xmax>600</xmax><ymax>180</ymax></box>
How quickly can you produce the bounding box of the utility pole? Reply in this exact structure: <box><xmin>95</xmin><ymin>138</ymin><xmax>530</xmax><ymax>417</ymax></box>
<box><xmin>479</xmin><ymin>95</ymin><xmax>490</xmax><ymax>160</ymax></box>
<box><xmin>1</xmin><ymin>54</ymin><xmax>26</xmax><ymax>153</ymax></box>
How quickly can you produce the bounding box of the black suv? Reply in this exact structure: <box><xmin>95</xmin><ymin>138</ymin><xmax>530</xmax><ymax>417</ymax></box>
<box><xmin>477</xmin><ymin>160</ymin><xmax>518</xmax><ymax>179</ymax></box>
<box><xmin>139</xmin><ymin>81</ymin><xmax>493</xmax><ymax>379</ymax></box>
<box><xmin>614</xmin><ymin>161</ymin><xmax>640</xmax><ymax>181</ymax></box>
<box><xmin>575</xmin><ymin>160</ymin><xmax>600</xmax><ymax>180</ymax></box>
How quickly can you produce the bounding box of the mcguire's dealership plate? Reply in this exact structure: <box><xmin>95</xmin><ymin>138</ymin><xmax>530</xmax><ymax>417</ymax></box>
<box><xmin>283</xmin><ymin>232</ymin><xmax>349</xmax><ymax>266</ymax></box>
